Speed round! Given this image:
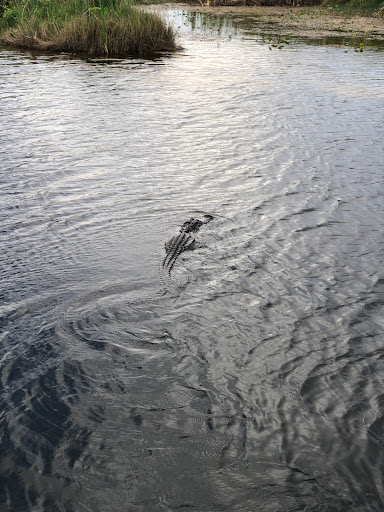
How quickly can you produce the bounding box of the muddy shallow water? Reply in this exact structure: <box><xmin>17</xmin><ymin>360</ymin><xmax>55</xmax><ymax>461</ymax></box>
<box><xmin>1</xmin><ymin>10</ymin><xmax>384</xmax><ymax>512</ymax></box>
<box><xmin>168</xmin><ymin>5</ymin><xmax>384</xmax><ymax>43</ymax></box>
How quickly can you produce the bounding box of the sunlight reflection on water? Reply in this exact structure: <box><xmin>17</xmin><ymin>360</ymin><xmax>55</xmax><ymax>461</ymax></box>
<box><xmin>1</xmin><ymin>11</ymin><xmax>384</xmax><ymax>511</ymax></box>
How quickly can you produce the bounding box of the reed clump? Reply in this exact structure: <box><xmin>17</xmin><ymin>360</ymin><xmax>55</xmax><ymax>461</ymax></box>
<box><xmin>0</xmin><ymin>0</ymin><xmax>177</xmax><ymax>56</ymax></box>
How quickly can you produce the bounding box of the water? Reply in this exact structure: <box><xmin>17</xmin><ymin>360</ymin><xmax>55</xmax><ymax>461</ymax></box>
<box><xmin>1</xmin><ymin>10</ymin><xmax>384</xmax><ymax>512</ymax></box>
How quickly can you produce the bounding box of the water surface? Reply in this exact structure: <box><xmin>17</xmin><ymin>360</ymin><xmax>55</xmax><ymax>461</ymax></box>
<box><xmin>1</xmin><ymin>12</ymin><xmax>384</xmax><ymax>512</ymax></box>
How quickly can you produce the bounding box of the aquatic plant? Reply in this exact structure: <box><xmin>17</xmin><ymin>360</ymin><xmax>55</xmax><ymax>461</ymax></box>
<box><xmin>0</xmin><ymin>0</ymin><xmax>177</xmax><ymax>56</ymax></box>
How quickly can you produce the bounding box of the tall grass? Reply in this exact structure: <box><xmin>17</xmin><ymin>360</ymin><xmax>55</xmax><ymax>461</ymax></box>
<box><xmin>0</xmin><ymin>0</ymin><xmax>177</xmax><ymax>55</ymax></box>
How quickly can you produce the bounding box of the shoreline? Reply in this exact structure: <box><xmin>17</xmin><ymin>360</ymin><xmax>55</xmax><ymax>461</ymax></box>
<box><xmin>164</xmin><ymin>4</ymin><xmax>384</xmax><ymax>43</ymax></box>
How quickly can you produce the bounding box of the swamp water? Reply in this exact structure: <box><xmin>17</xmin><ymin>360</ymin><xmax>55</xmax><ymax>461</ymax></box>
<box><xmin>1</xmin><ymin>9</ymin><xmax>384</xmax><ymax>512</ymax></box>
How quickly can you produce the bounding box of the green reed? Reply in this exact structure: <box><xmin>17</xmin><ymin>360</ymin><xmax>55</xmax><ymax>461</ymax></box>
<box><xmin>1</xmin><ymin>0</ymin><xmax>123</xmax><ymax>28</ymax></box>
<box><xmin>0</xmin><ymin>0</ymin><xmax>177</xmax><ymax>55</ymax></box>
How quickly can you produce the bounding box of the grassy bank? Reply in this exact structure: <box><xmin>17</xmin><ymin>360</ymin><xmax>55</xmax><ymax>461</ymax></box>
<box><xmin>0</xmin><ymin>0</ymin><xmax>177</xmax><ymax>56</ymax></box>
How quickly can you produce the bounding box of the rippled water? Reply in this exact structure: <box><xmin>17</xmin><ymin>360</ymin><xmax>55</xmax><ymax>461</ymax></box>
<box><xmin>1</xmin><ymin>10</ymin><xmax>384</xmax><ymax>512</ymax></box>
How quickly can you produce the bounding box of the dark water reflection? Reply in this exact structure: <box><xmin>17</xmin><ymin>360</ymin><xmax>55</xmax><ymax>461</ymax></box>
<box><xmin>1</xmin><ymin>11</ymin><xmax>384</xmax><ymax>512</ymax></box>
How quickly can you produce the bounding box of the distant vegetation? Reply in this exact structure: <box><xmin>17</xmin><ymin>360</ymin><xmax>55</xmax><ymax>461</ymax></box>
<box><xmin>0</xmin><ymin>0</ymin><xmax>177</xmax><ymax>56</ymax></box>
<box><xmin>235</xmin><ymin>0</ymin><xmax>384</xmax><ymax>10</ymax></box>
<box><xmin>242</xmin><ymin>0</ymin><xmax>383</xmax><ymax>7</ymax></box>
<box><xmin>322</xmin><ymin>0</ymin><xmax>382</xmax><ymax>6</ymax></box>
<box><xmin>322</xmin><ymin>0</ymin><xmax>384</xmax><ymax>16</ymax></box>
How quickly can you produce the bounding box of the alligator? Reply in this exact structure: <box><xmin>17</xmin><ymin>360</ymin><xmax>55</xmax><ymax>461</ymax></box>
<box><xmin>162</xmin><ymin>215</ymin><xmax>213</xmax><ymax>274</ymax></box>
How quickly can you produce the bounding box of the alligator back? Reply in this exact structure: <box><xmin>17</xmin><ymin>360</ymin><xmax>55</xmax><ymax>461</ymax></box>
<box><xmin>162</xmin><ymin>215</ymin><xmax>213</xmax><ymax>275</ymax></box>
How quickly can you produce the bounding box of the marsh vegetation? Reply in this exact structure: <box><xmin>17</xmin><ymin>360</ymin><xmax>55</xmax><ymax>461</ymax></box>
<box><xmin>0</xmin><ymin>0</ymin><xmax>177</xmax><ymax>56</ymax></box>
<box><xmin>217</xmin><ymin>0</ymin><xmax>384</xmax><ymax>11</ymax></box>
<box><xmin>0</xmin><ymin>0</ymin><xmax>382</xmax><ymax>56</ymax></box>
<box><xmin>163</xmin><ymin>0</ymin><xmax>384</xmax><ymax>17</ymax></box>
